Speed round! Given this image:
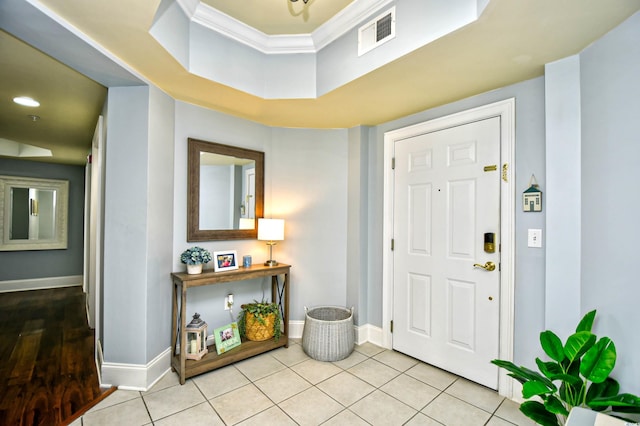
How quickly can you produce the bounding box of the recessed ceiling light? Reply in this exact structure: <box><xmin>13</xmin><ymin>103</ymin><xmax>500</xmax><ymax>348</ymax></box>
<box><xmin>13</xmin><ymin>96</ymin><xmax>40</xmax><ymax>107</ymax></box>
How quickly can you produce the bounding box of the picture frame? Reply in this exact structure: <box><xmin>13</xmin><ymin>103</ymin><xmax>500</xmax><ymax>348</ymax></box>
<box><xmin>213</xmin><ymin>250</ymin><xmax>239</xmax><ymax>272</ymax></box>
<box><xmin>213</xmin><ymin>322</ymin><xmax>241</xmax><ymax>354</ymax></box>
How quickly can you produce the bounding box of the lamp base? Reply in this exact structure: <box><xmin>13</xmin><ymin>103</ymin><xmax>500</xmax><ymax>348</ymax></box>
<box><xmin>264</xmin><ymin>260</ymin><xmax>278</xmax><ymax>267</ymax></box>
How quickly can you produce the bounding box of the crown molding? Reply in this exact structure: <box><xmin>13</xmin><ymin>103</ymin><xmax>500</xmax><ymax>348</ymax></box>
<box><xmin>175</xmin><ymin>0</ymin><xmax>394</xmax><ymax>54</ymax></box>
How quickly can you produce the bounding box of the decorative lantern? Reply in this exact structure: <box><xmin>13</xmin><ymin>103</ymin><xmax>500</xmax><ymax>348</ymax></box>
<box><xmin>185</xmin><ymin>313</ymin><xmax>208</xmax><ymax>360</ymax></box>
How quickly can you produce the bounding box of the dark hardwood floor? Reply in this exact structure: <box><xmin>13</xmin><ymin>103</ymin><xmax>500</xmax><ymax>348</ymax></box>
<box><xmin>0</xmin><ymin>287</ymin><xmax>115</xmax><ymax>425</ymax></box>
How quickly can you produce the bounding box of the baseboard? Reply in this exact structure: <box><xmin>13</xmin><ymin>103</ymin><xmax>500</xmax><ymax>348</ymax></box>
<box><xmin>288</xmin><ymin>320</ymin><xmax>383</xmax><ymax>347</ymax></box>
<box><xmin>100</xmin><ymin>322</ymin><xmax>385</xmax><ymax>390</ymax></box>
<box><xmin>0</xmin><ymin>275</ymin><xmax>82</xmax><ymax>293</ymax></box>
<box><xmin>289</xmin><ymin>320</ymin><xmax>304</xmax><ymax>339</ymax></box>
<box><xmin>510</xmin><ymin>379</ymin><xmax>524</xmax><ymax>403</ymax></box>
<box><xmin>100</xmin><ymin>347</ymin><xmax>172</xmax><ymax>391</ymax></box>
<box><xmin>354</xmin><ymin>323</ymin><xmax>384</xmax><ymax>347</ymax></box>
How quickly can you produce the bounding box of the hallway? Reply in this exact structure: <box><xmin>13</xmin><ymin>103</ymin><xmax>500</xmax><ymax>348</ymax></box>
<box><xmin>0</xmin><ymin>287</ymin><xmax>113</xmax><ymax>425</ymax></box>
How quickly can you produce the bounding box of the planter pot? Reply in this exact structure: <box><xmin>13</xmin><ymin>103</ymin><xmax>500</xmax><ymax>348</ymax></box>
<box><xmin>245</xmin><ymin>312</ymin><xmax>275</xmax><ymax>341</ymax></box>
<box><xmin>187</xmin><ymin>264</ymin><xmax>203</xmax><ymax>275</ymax></box>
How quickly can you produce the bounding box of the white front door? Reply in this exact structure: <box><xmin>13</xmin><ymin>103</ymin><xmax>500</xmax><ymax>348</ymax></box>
<box><xmin>392</xmin><ymin>116</ymin><xmax>501</xmax><ymax>389</ymax></box>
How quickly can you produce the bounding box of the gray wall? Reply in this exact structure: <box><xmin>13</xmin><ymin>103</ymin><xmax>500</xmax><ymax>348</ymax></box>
<box><xmin>580</xmin><ymin>11</ymin><xmax>640</xmax><ymax>395</ymax></box>
<box><xmin>0</xmin><ymin>158</ymin><xmax>85</xmax><ymax>281</ymax></box>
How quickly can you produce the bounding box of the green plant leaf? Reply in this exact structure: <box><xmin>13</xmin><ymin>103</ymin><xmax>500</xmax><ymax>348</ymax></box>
<box><xmin>536</xmin><ymin>358</ymin><xmax>562</xmax><ymax>379</ymax></box>
<box><xmin>492</xmin><ymin>360</ymin><xmax>554</xmax><ymax>389</ymax></box>
<box><xmin>586</xmin><ymin>377</ymin><xmax>620</xmax><ymax>411</ymax></box>
<box><xmin>544</xmin><ymin>395</ymin><xmax>569</xmax><ymax>416</ymax></box>
<box><xmin>540</xmin><ymin>330</ymin><xmax>565</xmax><ymax>362</ymax></box>
<box><xmin>523</xmin><ymin>380</ymin><xmax>554</xmax><ymax>398</ymax></box>
<box><xmin>580</xmin><ymin>337</ymin><xmax>616</xmax><ymax>383</ymax></box>
<box><xmin>520</xmin><ymin>401</ymin><xmax>561</xmax><ymax>426</ymax></box>
<box><xmin>564</xmin><ymin>331</ymin><xmax>596</xmax><ymax>362</ymax></box>
<box><xmin>491</xmin><ymin>360</ymin><xmax>533</xmax><ymax>383</ymax></box>
<box><xmin>550</xmin><ymin>373</ymin><xmax>582</xmax><ymax>386</ymax></box>
<box><xmin>506</xmin><ymin>373</ymin><xmax>526</xmax><ymax>384</ymax></box>
<box><xmin>558</xmin><ymin>361</ymin><xmax>585</xmax><ymax>407</ymax></box>
<box><xmin>576</xmin><ymin>310</ymin><xmax>597</xmax><ymax>333</ymax></box>
<box><xmin>591</xmin><ymin>393</ymin><xmax>640</xmax><ymax>413</ymax></box>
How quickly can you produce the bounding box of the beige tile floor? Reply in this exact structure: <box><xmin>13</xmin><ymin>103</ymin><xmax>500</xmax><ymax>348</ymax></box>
<box><xmin>72</xmin><ymin>341</ymin><xmax>535</xmax><ymax>426</ymax></box>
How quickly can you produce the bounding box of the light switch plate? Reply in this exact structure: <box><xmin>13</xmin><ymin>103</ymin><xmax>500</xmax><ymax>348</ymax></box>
<box><xmin>528</xmin><ymin>229</ymin><xmax>542</xmax><ymax>248</ymax></box>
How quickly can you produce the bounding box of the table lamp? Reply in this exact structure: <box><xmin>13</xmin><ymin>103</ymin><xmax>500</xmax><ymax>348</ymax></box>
<box><xmin>258</xmin><ymin>218</ymin><xmax>284</xmax><ymax>266</ymax></box>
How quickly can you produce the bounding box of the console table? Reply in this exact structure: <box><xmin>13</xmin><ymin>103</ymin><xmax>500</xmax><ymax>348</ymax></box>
<box><xmin>171</xmin><ymin>263</ymin><xmax>290</xmax><ymax>384</ymax></box>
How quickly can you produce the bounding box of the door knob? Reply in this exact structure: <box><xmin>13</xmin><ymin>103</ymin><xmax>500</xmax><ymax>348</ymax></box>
<box><xmin>473</xmin><ymin>261</ymin><xmax>496</xmax><ymax>271</ymax></box>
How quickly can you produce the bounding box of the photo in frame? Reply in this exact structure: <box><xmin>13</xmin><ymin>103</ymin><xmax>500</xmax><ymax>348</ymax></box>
<box><xmin>213</xmin><ymin>322</ymin><xmax>241</xmax><ymax>354</ymax></box>
<box><xmin>213</xmin><ymin>250</ymin><xmax>239</xmax><ymax>272</ymax></box>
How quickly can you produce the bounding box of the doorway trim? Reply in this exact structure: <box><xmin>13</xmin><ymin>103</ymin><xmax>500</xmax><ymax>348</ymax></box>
<box><xmin>382</xmin><ymin>98</ymin><xmax>516</xmax><ymax>398</ymax></box>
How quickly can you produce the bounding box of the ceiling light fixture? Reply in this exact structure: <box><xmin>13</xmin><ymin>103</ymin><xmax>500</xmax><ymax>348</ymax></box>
<box><xmin>13</xmin><ymin>96</ymin><xmax>40</xmax><ymax>107</ymax></box>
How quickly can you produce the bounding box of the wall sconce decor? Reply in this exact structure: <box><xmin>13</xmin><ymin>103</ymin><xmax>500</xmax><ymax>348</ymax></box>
<box><xmin>258</xmin><ymin>218</ymin><xmax>285</xmax><ymax>266</ymax></box>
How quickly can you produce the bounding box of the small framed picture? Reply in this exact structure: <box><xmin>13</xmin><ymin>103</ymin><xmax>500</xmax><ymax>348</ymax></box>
<box><xmin>213</xmin><ymin>250</ymin><xmax>239</xmax><ymax>272</ymax></box>
<box><xmin>213</xmin><ymin>322</ymin><xmax>241</xmax><ymax>354</ymax></box>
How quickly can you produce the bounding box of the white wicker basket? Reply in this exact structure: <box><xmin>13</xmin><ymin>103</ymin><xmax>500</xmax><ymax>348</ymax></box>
<box><xmin>302</xmin><ymin>306</ymin><xmax>355</xmax><ymax>362</ymax></box>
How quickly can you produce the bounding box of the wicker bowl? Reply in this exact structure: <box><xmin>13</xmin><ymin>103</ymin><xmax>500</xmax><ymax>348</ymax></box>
<box><xmin>244</xmin><ymin>312</ymin><xmax>275</xmax><ymax>341</ymax></box>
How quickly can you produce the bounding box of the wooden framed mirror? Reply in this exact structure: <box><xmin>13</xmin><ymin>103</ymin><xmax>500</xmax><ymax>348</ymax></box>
<box><xmin>187</xmin><ymin>138</ymin><xmax>264</xmax><ymax>241</ymax></box>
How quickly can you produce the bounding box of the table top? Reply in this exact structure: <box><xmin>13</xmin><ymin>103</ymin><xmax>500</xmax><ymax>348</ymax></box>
<box><xmin>172</xmin><ymin>263</ymin><xmax>291</xmax><ymax>287</ymax></box>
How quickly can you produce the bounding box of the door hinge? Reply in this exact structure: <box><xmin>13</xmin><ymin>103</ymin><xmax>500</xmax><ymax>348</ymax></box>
<box><xmin>391</xmin><ymin>239</ymin><xmax>394</xmax><ymax>251</ymax></box>
<box><xmin>392</xmin><ymin>157</ymin><xmax>395</xmax><ymax>169</ymax></box>
<box><xmin>390</xmin><ymin>320</ymin><xmax>393</xmax><ymax>333</ymax></box>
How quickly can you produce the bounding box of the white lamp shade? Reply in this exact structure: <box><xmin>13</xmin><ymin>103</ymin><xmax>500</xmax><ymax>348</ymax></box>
<box><xmin>239</xmin><ymin>218</ymin><xmax>255</xmax><ymax>229</ymax></box>
<box><xmin>258</xmin><ymin>218</ymin><xmax>284</xmax><ymax>241</ymax></box>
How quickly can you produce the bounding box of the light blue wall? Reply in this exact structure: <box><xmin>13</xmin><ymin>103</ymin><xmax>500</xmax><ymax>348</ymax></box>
<box><xmin>145</xmin><ymin>86</ymin><xmax>175</xmax><ymax>363</ymax></box>
<box><xmin>102</xmin><ymin>85</ymin><xmax>175</xmax><ymax>367</ymax></box>
<box><xmin>0</xmin><ymin>159</ymin><xmax>86</xmax><ymax>281</ymax></box>
<box><xmin>544</xmin><ymin>55</ymin><xmax>582</xmax><ymax>337</ymax></box>
<box><xmin>171</xmin><ymin>102</ymin><xmax>349</xmax><ymax>329</ymax></box>
<box><xmin>103</xmin><ymin>86</ymin><xmax>150</xmax><ymax>364</ymax></box>
<box><xmin>269</xmin><ymin>127</ymin><xmax>349</xmax><ymax>321</ymax></box>
<box><xmin>347</xmin><ymin>126</ymin><xmax>371</xmax><ymax>325</ymax></box>
<box><xmin>370</xmin><ymin>77</ymin><xmax>547</xmax><ymax>366</ymax></box>
<box><xmin>579</xmin><ymin>11</ymin><xmax>640</xmax><ymax>395</ymax></box>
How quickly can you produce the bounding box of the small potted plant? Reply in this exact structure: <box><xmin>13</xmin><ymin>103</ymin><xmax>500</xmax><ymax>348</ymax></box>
<box><xmin>237</xmin><ymin>300</ymin><xmax>281</xmax><ymax>341</ymax></box>
<box><xmin>180</xmin><ymin>246</ymin><xmax>212</xmax><ymax>274</ymax></box>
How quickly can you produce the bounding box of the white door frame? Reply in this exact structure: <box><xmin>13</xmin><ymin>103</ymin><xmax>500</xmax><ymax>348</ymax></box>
<box><xmin>382</xmin><ymin>98</ymin><xmax>516</xmax><ymax>398</ymax></box>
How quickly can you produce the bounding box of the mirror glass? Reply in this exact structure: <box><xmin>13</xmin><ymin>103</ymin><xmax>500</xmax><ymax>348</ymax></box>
<box><xmin>0</xmin><ymin>175</ymin><xmax>69</xmax><ymax>251</ymax></box>
<box><xmin>188</xmin><ymin>138</ymin><xmax>264</xmax><ymax>241</ymax></box>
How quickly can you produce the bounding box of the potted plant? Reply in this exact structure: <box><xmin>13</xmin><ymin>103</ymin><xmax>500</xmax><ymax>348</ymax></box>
<box><xmin>237</xmin><ymin>300</ymin><xmax>281</xmax><ymax>341</ymax></box>
<box><xmin>180</xmin><ymin>246</ymin><xmax>212</xmax><ymax>274</ymax></box>
<box><xmin>492</xmin><ymin>310</ymin><xmax>640</xmax><ymax>426</ymax></box>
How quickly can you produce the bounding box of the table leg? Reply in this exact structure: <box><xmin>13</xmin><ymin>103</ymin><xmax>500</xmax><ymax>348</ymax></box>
<box><xmin>179</xmin><ymin>283</ymin><xmax>187</xmax><ymax>385</ymax></box>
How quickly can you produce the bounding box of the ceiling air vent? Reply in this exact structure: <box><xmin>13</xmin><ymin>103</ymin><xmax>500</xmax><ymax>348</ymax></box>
<box><xmin>358</xmin><ymin>7</ymin><xmax>396</xmax><ymax>57</ymax></box>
